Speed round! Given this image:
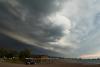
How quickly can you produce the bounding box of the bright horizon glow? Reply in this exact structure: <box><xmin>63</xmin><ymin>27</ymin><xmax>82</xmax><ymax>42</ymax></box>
<box><xmin>80</xmin><ymin>52</ymin><xmax>100</xmax><ymax>59</ymax></box>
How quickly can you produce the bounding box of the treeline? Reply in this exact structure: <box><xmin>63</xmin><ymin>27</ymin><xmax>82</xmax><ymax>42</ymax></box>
<box><xmin>0</xmin><ymin>48</ymin><xmax>32</xmax><ymax>61</ymax></box>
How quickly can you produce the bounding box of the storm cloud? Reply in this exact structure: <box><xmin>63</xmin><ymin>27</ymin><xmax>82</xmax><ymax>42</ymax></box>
<box><xmin>0</xmin><ymin>0</ymin><xmax>100</xmax><ymax>58</ymax></box>
<box><xmin>0</xmin><ymin>0</ymin><xmax>67</xmax><ymax>42</ymax></box>
<box><xmin>0</xmin><ymin>0</ymin><xmax>73</xmax><ymax>57</ymax></box>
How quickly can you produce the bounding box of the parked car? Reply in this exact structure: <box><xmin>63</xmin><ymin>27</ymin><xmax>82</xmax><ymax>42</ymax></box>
<box><xmin>25</xmin><ymin>58</ymin><xmax>36</xmax><ymax>65</ymax></box>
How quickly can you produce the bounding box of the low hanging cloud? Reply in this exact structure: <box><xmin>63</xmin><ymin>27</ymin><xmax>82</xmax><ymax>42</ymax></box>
<box><xmin>1</xmin><ymin>0</ymin><xmax>100</xmax><ymax>58</ymax></box>
<box><xmin>0</xmin><ymin>0</ymin><xmax>75</xmax><ymax>57</ymax></box>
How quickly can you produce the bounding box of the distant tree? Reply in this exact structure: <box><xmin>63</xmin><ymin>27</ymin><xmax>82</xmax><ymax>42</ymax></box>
<box><xmin>0</xmin><ymin>48</ymin><xmax>18</xmax><ymax>58</ymax></box>
<box><xmin>0</xmin><ymin>48</ymin><xmax>9</xmax><ymax>58</ymax></box>
<box><xmin>18</xmin><ymin>48</ymin><xmax>32</xmax><ymax>61</ymax></box>
<box><xmin>0</xmin><ymin>48</ymin><xmax>33</xmax><ymax>62</ymax></box>
<box><xmin>6</xmin><ymin>49</ymin><xmax>18</xmax><ymax>58</ymax></box>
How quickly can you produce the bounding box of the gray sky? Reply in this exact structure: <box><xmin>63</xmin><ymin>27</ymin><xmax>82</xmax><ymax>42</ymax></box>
<box><xmin>0</xmin><ymin>0</ymin><xmax>100</xmax><ymax>58</ymax></box>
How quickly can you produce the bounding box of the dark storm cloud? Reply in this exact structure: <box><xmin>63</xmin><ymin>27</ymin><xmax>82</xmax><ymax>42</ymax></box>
<box><xmin>0</xmin><ymin>0</ymin><xmax>81</xmax><ymax>58</ymax></box>
<box><xmin>0</xmin><ymin>0</ymin><xmax>72</xmax><ymax>57</ymax></box>
<box><xmin>0</xmin><ymin>33</ymin><xmax>63</xmax><ymax>57</ymax></box>
<box><xmin>19</xmin><ymin>0</ymin><xmax>64</xmax><ymax>15</ymax></box>
<box><xmin>0</xmin><ymin>0</ymin><xmax>66</xmax><ymax>43</ymax></box>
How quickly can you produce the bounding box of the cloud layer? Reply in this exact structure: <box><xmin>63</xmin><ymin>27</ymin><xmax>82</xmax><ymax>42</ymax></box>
<box><xmin>0</xmin><ymin>0</ymin><xmax>100</xmax><ymax>58</ymax></box>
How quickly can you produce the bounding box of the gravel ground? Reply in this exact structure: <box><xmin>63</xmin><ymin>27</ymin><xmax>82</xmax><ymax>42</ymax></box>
<box><xmin>1</xmin><ymin>63</ymin><xmax>100</xmax><ymax>67</ymax></box>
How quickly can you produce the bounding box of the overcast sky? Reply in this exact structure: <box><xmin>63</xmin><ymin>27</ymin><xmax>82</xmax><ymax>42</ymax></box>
<box><xmin>0</xmin><ymin>0</ymin><xmax>100</xmax><ymax>58</ymax></box>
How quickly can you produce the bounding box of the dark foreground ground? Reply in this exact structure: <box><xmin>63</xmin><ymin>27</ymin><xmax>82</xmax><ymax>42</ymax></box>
<box><xmin>0</xmin><ymin>63</ymin><xmax>100</xmax><ymax>67</ymax></box>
